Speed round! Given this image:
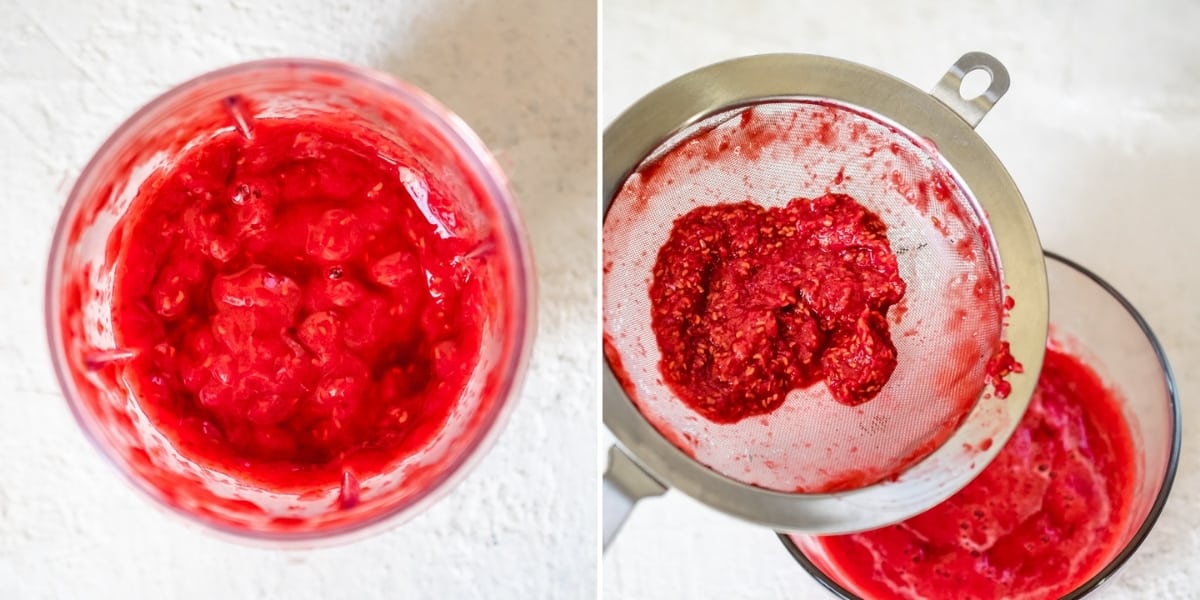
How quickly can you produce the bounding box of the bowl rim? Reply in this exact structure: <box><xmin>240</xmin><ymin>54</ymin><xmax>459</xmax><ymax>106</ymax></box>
<box><xmin>777</xmin><ymin>250</ymin><xmax>1182</xmax><ymax>598</ymax></box>
<box><xmin>43</xmin><ymin>57</ymin><xmax>537</xmax><ymax>546</ymax></box>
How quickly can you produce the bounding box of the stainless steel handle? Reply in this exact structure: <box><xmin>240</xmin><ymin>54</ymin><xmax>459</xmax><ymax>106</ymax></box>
<box><xmin>603</xmin><ymin>446</ymin><xmax>667</xmax><ymax>551</ymax></box>
<box><xmin>931</xmin><ymin>52</ymin><xmax>1010</xmax><ymax>129</ymax></box>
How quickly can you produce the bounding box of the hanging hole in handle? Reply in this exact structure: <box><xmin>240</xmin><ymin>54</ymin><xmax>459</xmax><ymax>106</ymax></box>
<box><xmin>930</xmin><ymin>52</ymin><xmax>1010</xmax><ymax>129</ymax></box>
<box><xmin>959</xmin><ymin>68</ymin><xmax>993</xmax><ymax>102</ymax></box>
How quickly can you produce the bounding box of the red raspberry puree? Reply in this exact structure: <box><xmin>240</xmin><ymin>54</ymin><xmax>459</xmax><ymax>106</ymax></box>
<box><xmin>806</xmin><ymin>346</ymin><xmax>1136</xmax><ymax>599</ymax></box>
<box><xmin>650</xmin><ymin>193</ymin><xmax>905</xmax><ymax>423</ymax></box>
<box><xmin>108</xmin><ymin>115</ymin><xmax>486</xmax><ymax>490</ymax></box>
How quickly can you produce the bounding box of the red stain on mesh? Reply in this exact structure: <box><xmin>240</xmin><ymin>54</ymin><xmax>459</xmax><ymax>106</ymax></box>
<box><xmin>985</xmin><ymin>341</ymin><xmax>1022</xmax><ymax>399</ymax></box>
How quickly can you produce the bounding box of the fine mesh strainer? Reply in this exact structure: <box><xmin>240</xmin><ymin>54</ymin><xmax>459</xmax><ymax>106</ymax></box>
<box><xmin>603</xmin><ymin>52</ymin><xmax>1048</xmax><ymax>548</ymax></box>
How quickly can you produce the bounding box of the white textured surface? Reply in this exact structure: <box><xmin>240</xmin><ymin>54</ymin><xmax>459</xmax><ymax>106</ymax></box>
<box><xmin>0</xmin><ymin>0</ymin><xmax>595</xmax><ymax>598</ymax></box>
<box><xmin>604</xmin><ymin>1</ymin><xmax>1198</xmax><ymax>598</ymax></box>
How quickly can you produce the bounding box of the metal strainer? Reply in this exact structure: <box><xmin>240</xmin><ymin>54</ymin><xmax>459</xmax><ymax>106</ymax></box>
<box><xmin>603</xmin><ymin>53</ymin><xmax>1048</xmax><ymax>547</ymax></box>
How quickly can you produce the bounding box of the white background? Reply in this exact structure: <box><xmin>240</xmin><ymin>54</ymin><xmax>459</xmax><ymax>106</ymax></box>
<box><xmin>603</xmin><ymin>1</ymin><xmax>1199</xmax><ymax>598</ymax></box>
<box><xmin>0</xmin><ymin>0</ymin><xmax>596</xmax><ymax>598</ymax></box>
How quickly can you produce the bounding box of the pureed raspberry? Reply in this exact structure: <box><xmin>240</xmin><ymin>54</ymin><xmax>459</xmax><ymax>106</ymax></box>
<box><xmin>649</xmin><ymin>193</ymin><xmax>906</xmax><ymax>423</ymax></box>
<box><xmin>108</xmin><ymin>115</ymin><xmax>485</xmax><ymax>491</ymax></box>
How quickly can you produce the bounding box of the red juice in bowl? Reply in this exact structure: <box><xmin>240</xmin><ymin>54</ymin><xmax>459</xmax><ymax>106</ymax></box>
<box><xmin>793</xmin><ymin>340</ymin><xmax>1137</xmax><ymax>599</ymax></box>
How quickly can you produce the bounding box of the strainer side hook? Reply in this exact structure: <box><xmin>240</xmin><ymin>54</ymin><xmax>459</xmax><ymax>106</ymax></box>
<box><xmin>931</xmin><ymin>52</ymin><xmax>1011</xmax><ymax>128</ymax></box>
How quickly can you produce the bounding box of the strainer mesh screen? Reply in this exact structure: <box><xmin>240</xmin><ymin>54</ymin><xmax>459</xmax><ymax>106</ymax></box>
<box><xmin>603</xmin><ymin>101</ymin><xmax>1004</xmax><ymax>493</ymax></box>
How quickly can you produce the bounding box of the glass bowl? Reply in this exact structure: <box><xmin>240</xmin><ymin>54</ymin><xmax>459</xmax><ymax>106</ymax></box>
<box><xmin>781</xmin><ymin>251</ymin><xmax>1180</xmax><ymax>598</ymax></box>
<box><xmin>44</xmin><ymin>58</ymin><xmax>536</xmax><ymax>545</ymax></box>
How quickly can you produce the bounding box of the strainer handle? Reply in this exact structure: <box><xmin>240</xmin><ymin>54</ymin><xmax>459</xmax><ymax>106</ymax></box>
<box><xmin>603</xmin><ymin>445</ymin><xmax>667</xmax><ymax>551</ymax></box>
<box><xmin>931</xmin><ymin>52</ymin><xmax>1011</xmax><ymax>128</ymax></box>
